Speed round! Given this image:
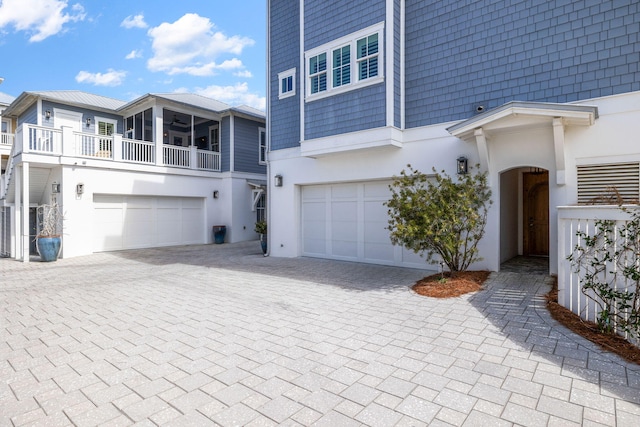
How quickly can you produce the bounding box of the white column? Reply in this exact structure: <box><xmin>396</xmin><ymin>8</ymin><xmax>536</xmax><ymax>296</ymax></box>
<box><xmin>21</xmin><ymin>162</ymin><xmax>30</xmax><ymax>263</ymax></box>
<box><xmin>14</xmin><ymin>164</ymin><xmax>21</xmax><ymax>260</ymax></box>
<box><xmin>154</xmin><ymin>106</ymin><xmax>164</xmax><ymax>166</ymax></box>
<box><xmin>553</xmin><ymin>117</ymin><xmax>566</xmax><ymax>186</ymax></box>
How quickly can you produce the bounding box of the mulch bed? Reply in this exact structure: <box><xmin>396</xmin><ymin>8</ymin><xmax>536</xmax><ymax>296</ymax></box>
<box><xmin>545</xmin><ymin>278</ymin><xmax>640</xmax><ymax>365</ymax></box>
<box><xmin>412</xmin><ymin>270</ymin><xmax>490</xmax><ymax>298</ymax></box>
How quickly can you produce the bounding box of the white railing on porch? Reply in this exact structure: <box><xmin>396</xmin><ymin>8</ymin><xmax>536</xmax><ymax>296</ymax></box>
<box><xmin>122</xmin><ymin>138</ymin><xmax>155</xmax><ymax>164</ymax></box>
<box><xmin>9</xmin><ymin>124</ymin><xmax>221</xmax><ymax>172</ymax></box>
<box><xmin>73</xmin><ymin>132</ymin><xmax>114</xmax><ymax>159</ymax></box>
<box><xmin>558</xmin><ymin>205</ymin><xmax>639</xmax><ymax>345</ymax></box>
<box><xmin>26</xmin><ymin>125</ymin><xmax>63</xmax><ymax>154</ymax></box>
<box><xmin>1</xmin><ymin>132</ymin><xmax>14</xmax><ymax>147</ymax></box>
<box><xmin>164</xmin><ymin>145</ymin><xmax>190</xmax><ymax>168</ymax></box>
<box><xmin>198</xmin><ymin>150</ymin><xmax>220</xmax><ymax>171</ymax></box>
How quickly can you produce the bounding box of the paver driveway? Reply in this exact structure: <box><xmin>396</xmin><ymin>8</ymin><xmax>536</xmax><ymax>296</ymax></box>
<box><xmin>1</xmin><ymin>242</ymin><xmax>639</xmax><ymax>426</ymax></box>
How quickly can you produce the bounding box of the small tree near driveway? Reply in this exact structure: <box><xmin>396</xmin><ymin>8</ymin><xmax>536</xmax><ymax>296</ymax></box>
<box><xmin>385</xmin><ymin>165</ymin><xmax>492</xmax><ymax>272</ymax></box>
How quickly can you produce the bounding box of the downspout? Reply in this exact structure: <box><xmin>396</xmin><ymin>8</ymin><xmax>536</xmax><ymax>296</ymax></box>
<box><xmin>265</xmin><ymin>0</ymin><xmax>272</xmax><ymax>256</ymax></box>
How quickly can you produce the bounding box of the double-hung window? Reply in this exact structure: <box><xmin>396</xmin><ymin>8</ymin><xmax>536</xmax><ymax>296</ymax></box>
<box><xmin>305</xmin><ymin>22</ymin><xmax>383</xmax><ymax>100</ymax></box>
<box><xmin>309</xmin><ymin>53</ymin><xmax>327</xmax><ymax>94</ymax></box>
<box><xmin>332</xmin><ymin>46</ymin><xmax>350</xmax><ymax>87</ymax></box>
<box><xmin>357</xmin><ymin>34</ymin><xmax>379</xmax><ymax>80</ymax></box>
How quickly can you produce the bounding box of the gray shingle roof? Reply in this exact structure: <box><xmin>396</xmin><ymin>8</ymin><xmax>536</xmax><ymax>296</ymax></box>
<box><xmin>0</xmin><ymin>92</ymin><xmax>15</xmax><ymax>105</ymax></box>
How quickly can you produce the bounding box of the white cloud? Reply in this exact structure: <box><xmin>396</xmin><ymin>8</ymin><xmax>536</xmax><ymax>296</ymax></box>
<box><xmin>125</xmin><ymin>49</ymin><xmax>142</xmax><ymax>60</ymax></box>
<box><xmin>234</xmin><ymin>70</ymin><xmax>253</xmax><ymax>78</ymax></box>
<box><xmin>75</xmin><ymin>69</ymin><xmax>127</xmax><ymax>87</ymax></box>
<box><xmin>0</xmin><ymin>0</ymin><xmax>86</xmax><ymax>42</ymax></box>
<box><xmin>147</xmin><ymin>13</ymin><xmax>254</xmax><ymax>77</ymax></box>
<box><xmin>195</xmin><ymin>82</ymin><xmax>265</xmax><ymax>111</ymax></box>
<box><xmin>121</xmin><ymin>14</ymin><xmax>147</xmax><ymax>29</ymax></box>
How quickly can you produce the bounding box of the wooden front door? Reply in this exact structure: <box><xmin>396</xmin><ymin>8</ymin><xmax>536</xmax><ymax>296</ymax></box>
<box><xmin>523</xmin><ymin>171</ymin><xmax>549</xmax><ymax>256</ymax></box>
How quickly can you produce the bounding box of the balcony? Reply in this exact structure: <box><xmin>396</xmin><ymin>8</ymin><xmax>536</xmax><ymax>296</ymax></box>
<box><xmin>10</xmin><ymin>124</ymin><xmax>221</xmax><ymax>171</ymax></box>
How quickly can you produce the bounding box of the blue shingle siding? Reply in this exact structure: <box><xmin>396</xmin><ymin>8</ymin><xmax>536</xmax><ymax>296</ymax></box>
<box><xmin>270</xmin><ymin>0</ymin><xmax>301</xmax><ymax>151</ymax></box>
<box><xmin>18</xmin><ymin>104</ymin><xmax>37</xmax><ymax>127</ymax></box>
<box><xmin>405</xmin><ymin>0</ymin><xmax>640</xmax><ymax>128</ymax></box>
<box><xmin>221</xmin><ymin>116</ymin><xmax>231</xmax><ymax>172</ymax></box>
<box><xmin>42</xmin><ymin>101</ymin><xmax>123</xmax><ymax>133</ymax></box>
<box><xmin>233</xmin><ymin>117</ymin><xmax>266</xmax><ymax>174</ymax></box>
<box><xmin>304</xmin><ymin>0</ymin><xmax>385</xmax><ymax>49</ymax></box>
<box><xmin>305</xmin><ymin>84</ymin><xmax>386</xmax><ymax>140</ymax></box>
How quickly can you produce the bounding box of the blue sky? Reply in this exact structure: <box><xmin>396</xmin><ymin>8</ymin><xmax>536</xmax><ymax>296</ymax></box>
<box><xmin>0</xmin><ymin>0</ymin><xmax>266</xmax><ymax>109</ymax></box>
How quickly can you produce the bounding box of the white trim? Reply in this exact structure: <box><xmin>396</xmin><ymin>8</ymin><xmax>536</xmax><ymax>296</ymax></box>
<box><xmin>278</xmin><ymin>68</ymin><xmax>297</xmax><ymax>99</ymax></box>
<box><xmin>299</xmin><ymin>0</ymin><xmax>305</xmax><ymax>142</ymax></box>
<box><xmin>304</xmin><ymin>22</ymin><xmax>385</xmax><ymax>102</ymax></box>
<box><xmin>386</xmin><ymin>0</ymin><xmax>394</xmax><ymax>127</ymax></box>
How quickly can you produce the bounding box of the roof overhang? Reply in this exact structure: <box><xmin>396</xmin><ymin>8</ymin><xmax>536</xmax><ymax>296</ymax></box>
<box><xmin>447</xmin><ymin>101</ymin><xmax>599</xmax><ymax>186</ymax></box>
<box><xmin>447</xmin><ymin>101</ymin><xmax>598</xmax><ymax>141</ymax></box>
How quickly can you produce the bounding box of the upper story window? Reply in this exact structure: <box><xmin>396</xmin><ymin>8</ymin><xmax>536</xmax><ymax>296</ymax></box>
<box><xmin>278</xmin><ymin>68</ymin><xmax>296</xmax><ymax>99</ymax></box>
<box><xmin>210</xmin><ymin>125</ymin><xmax>220</xmax><ymax>152</ymax></box>
<box><xmin>305</xmin><ymin>22</ymin><xmax>384</xmax><ymax>101</ymax></box>
<box><xmin>259</xmin><ymin>127</ymin><xmax>266</xmax><ymax>164</ymax></box>
<box><xmin>309</xmin><ymin>53</ymin><xmax>327</xmax><ymax>94</ymax></box>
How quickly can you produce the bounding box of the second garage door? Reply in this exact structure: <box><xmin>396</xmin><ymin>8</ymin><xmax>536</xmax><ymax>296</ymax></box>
<box><xmin>93</xmin><ymin>195</ymin><xmax>205</xmax><ymax>252</ymax></box>
<box><xmin>301</xmin><ymin>181</ymin><xmax>424</xmax><ymax>268</ymax></box>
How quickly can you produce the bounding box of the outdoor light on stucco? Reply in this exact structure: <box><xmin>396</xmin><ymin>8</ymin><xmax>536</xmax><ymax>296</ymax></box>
<box><xmin>274</xmin><ymin>174</ymin><xmax>283</xmax><ymax>187</ymax></box>
<box><xmin>457</xmin><ymin>157</ymin><xmax>468</xmax><ymax>175</ymax></box>
<box><xmin>52</xmin><ymin>183</ymin><xmax>60</xmax><ymax>194</ymax></box>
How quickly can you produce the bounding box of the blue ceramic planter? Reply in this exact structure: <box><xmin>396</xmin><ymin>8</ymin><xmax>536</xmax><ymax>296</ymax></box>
<box><xmin>37</xmin><ymin>236</ymin><xmax>61</xmax><ymax>262</ymax></box>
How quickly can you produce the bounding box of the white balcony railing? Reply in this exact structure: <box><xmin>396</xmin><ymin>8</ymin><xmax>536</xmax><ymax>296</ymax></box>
<box><xmin>1</xmin><ymin>132</ymin><xmax>14</xmax><ymax>147</ymax></box>
<box><xmin>164</xmin><ymin>145</ymin><xmax>190</xmax><ymax>168</ymax></box>
<box><xmin>7</xmin><ymin>124</ymin><xmax>222</xmax><ymax>172</ymax></box>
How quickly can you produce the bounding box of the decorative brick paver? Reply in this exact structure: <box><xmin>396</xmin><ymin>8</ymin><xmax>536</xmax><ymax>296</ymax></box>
<box><xmin>1</xmin><ymin>242</ymin><xmax>640</xmax><ymax>425</ymax></box>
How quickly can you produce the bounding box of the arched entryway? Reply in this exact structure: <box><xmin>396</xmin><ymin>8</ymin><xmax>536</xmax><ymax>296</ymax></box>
<box><xmin>499</xmin><ymin>167</ymin><xmax>549</xmax><ymax>271</ymax></box>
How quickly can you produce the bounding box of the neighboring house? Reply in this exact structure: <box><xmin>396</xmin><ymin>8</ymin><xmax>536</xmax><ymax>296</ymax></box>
<box><xmin>0</xmin><ymin>90</ymin><xmax>266</xmax><ymax>261</ymax></box>
<box><xmin>267</xmin><ymin>0</ymin><xmax>640</xmax><ymax>275</ymax></box>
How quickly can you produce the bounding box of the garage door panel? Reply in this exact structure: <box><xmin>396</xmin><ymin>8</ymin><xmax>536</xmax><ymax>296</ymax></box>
<box><xmin>94</xmin><ymin>196</ymin><xmax>204</xmax><ymax>252</ymax></box>
<box><xmin>302</xmin><ymin>182</ymin><xmax>424</xmax><ymax>268</ymax></box>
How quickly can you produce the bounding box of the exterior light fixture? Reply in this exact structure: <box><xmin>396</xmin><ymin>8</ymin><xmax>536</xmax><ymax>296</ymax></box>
<box><xmin>457</xmin><ymin>156</ymin><xmax>468</xmax><ymax>175</ymax></box>
<box><xmin>76</xmin><ymin>183</ymin><xmax>84</xmax><ymax>195</ymax></box>
<box><xmin>52</xmin><ymin>183</ymin><xmax>60</xmax><ymax>193</ymax></box>
<box><xmin>213</xmin><ymin>190</ymin><xmax>219</xmax><ymax>199</ymax></box>
<box><xmin>86</xmin><ymin>117</ymin><xmax>91</xmax><ymax>127</ymax></box>
<box><xmin>45</xmin><ymin>110</ymin><xmax>51</xmax><ymax>120</ymax></box>
<box><xmin>274</xmin><ymin>174</ymin><xmax>283</xmax><ymax>187</ymax></box>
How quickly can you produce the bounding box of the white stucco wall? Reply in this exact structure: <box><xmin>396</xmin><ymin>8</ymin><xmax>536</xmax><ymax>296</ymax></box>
<box><xmin>268</xmin><ymin>90</ymin><xmax>640</xmax><ymax>273</ymax></box>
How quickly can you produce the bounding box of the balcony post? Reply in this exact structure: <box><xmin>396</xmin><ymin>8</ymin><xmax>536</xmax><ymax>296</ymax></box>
<box><xmin>154</xmin><ymin>106</ymin><xmax>164</xmax><ymax>167</ymax></box>
<box><xmin>190</xmin><ymin>146</ymin><xmax>198</xmax><ymax>169</ymax></box>
<box><xmin>113</xmin><ymin>134</ymin><xmax>122</xmax><ymax>161</ymax></box>
<box><xmin>61</xmin><ymin>126</ymin><xmax>74</xmax><ymax>156</ymax></box>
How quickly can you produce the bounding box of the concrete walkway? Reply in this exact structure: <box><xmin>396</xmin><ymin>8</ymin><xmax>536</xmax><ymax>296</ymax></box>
<box><xmin>1</xmin><ymin>242</ymin><xmax>639</xmax><ymax>426</ymax></box>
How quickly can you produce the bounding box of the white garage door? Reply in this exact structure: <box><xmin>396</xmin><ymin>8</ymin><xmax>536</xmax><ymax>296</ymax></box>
<box><xmin>301</xmin><ymin>182</ymin><xmax>424</xmax><ymax>267</ymax></box>
<box><xmin>93</xmin><ymin>195</ymin><xmax>204</xmax><ymax>252</ymax></box>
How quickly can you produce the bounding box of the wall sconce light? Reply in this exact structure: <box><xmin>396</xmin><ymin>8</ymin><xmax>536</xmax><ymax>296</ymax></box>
<box><xmin>52</xmin><ymin>183</ymin><xmax>60</xmax><ymax>193</ymax></box>
<box><xmin>76</xmin><ymin>183</ymin><xmax>84</xmax><ymax>195</ymax></box>
<box><xmin>213</xmin><ymin>190</ymin><xmax>219</xmax><ymax>199</ymax></box>
<box><xmin>274</xmin><ymin>174</ymin><xmax>283</xmax><ymax>187</ymax></box>
<box><xmin>45</xmin><ymin>110</ymin><xmax>51</xmax><ymax>120</ymax></box>
<box><xmin>85</xmin><ymin>117</ymin><xmax>91</xmax><ymax>127</ymax></box>
<box><xmin>457</xmin><ymin>156</ymin><xmax>469</xmax><ymax>175</ymax></box>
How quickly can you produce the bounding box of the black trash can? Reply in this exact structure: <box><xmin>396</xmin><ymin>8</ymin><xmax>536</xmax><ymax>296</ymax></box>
<box><xmin>212</xmin><ymin>225</ymin><xmax>226</xmax><ymax>244</ymax></box>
